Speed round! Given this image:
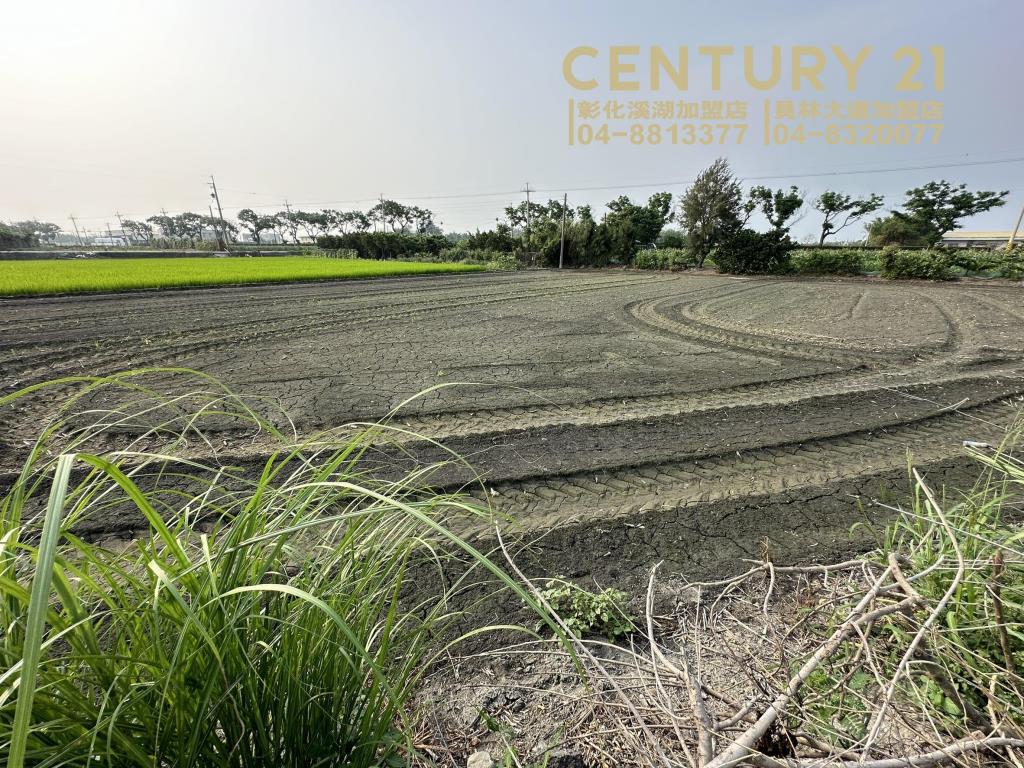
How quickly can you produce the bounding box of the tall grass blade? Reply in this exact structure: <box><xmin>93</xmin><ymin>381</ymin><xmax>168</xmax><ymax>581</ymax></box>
<box><xmin>8</xmin><ymin>453</ymin><xmax>75</xmax><ymax>768</ymax></box>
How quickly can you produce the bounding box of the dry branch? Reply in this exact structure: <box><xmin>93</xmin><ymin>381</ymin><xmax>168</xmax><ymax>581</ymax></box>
<box><xmin>748</xmin><ymin>736</ymin><xmax>1024</xmax><ymax>768</ymax></box>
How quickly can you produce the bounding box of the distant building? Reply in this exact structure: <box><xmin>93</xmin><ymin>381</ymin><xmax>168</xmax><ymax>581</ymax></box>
<box><xmin>941</xmin><ymin>231</ymin><xmax>1019</xmax><ymax>249</ymax></box>
<box><xmin>92</xmin><ymin>235</ymin><xmax>129</xmax><ymax>247</ymax></box>
<box><xmin>237</xmin><ymin>231</ymin><xmax>284</xmax><ymax>244</ymax></box>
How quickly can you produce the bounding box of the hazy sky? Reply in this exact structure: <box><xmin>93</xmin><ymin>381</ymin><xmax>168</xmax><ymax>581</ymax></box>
<box><xmin>2</xmin><ymin>0</ymin><xmax>1022</xmax><ymax>240</ymax></box>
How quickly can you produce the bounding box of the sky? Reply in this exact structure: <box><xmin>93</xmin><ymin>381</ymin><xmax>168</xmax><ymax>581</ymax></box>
<box><xmin>1</xmin><ymin>0</ymin><xmax>1022</xmax><ymax>241</ymax></box>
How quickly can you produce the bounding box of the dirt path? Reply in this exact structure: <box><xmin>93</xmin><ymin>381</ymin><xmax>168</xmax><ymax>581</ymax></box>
<box><xmin>2</xmin><ymin>270</ymin><xmax>1022</xmax><ymax>579</ymax></box>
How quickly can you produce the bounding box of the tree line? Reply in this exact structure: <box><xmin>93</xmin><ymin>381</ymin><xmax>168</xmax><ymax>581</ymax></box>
<box><xmin>232</xmin><ymin>200</ymin><xmax>439</xmax><ymax>245</ymax></box>
<box><xmin>1</xmin><ymin>172</ymin><xmax>1008</xmax><ymax>256</ymax></box>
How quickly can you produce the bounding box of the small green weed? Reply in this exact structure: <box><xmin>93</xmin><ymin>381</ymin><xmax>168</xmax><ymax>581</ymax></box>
<box><xmin>539</xmin><ymin>579</ymin><xmax>634</xmax><ymax>638</ymax></box>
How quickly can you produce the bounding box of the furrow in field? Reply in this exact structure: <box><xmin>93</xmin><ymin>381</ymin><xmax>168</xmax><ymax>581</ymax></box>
<box><xmin>0</xmin><ymin>270</ymin><xmax>572</xmax><ymax>339</ymax></box>
<box><xmin>627</xmin><ymin>296</ymin><xmax>884</xmax><ymax>368</ymax></box>
<box><xmin>458</xmin><ymin>396</ymin><xmax>1019</xmax><ymax>534</ymax></box>
<box><xmin>394</xmin><ymin>364</ymin><xmax>1023</xmax><ymax>440</ymax></box>
<box><xmin>1</xmin><ymin>273</ymin><xmax>674</xmax><ymax>387</ymax></box>
<box><xmin>678</xmin><ymin>284</ymin><xmax>958</xmax><ymax>356</ymax></box>
<box><xmin>0</xmin><ymin>272</ymin><xmax>595</xmax><ymax>370</ymax></box>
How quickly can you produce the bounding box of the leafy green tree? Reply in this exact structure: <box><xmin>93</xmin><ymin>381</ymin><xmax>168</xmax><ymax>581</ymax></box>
<box><xmin>600</xmin><ymin>192</ymin><xmax>673</xmax><ymax>262</ymax></box>
<box><xmin>865</xmin><ymin>214</ymin><xmax>935</xmax><ymax>246</ymax></box>
<box><xmin>409</xmin><ymin>206</ymin><xmax>437</xmax><ymax>234</ymax></box>
<box><xmin>317</xmin><ymin>231</ymin><xmax>449</xmax><ymax>258</ymax></box>
<box><xmin>900</xmin><ymin>181</ymin><xmax>1008</xmax><ymax>239</ymax></box>
<box><xmin>562</xmin><ymin>204</ymin><xmax>614</xmax><ymax>267</ymax></box>
<box><xmin>366</xmin><ymin>200</ymin><xmax>434</xmax><ymax>233</ymax></box>
<box><xmin>503</xmin><ymin>200</ymin><xmax>552</xmax><ymax>250</ymax></box>
<box><xmin>146</xmin><ymin>214</ymin><xmax>179</xmax><ymax>242</ymax></box>
<box><xmin>680</xmin><ymin>158</ymin><xmax>744</xmax><ymax>267</ymax></box>
<box><xmin>813</xmin><ymin>191</ymin><xmax>884</xmax><ymax>243</ymax></box>
<box><xmin>174</xmin><ymin>212</ymin><xmax>204</xmax><ymax>246</ymax></box>
<box><xmin>0</xmin><ymin>222</ymin><xmax>36</xmax><ymax>247</ymax></box>
<box><xmin>274</xmin><ymin>210</ymin><xmax>301</xmax><ymax>243</ymax></box>
<box><xmin>748</xmin><ymin>186</ymin><xmax>804</xmax><ymax>233</ymax></box>
<box><xmin>503</xmin><ymin>200</ymin><xmax>550</xmax><ymax>230</ymax></box>
<box><xmin>12</xmin><ymin>220</ymin><xmax>61</xmax><ymax>244</ymax></box>
<box><xmin>294</xmin><ymin>211</ymin><xmax>332</xmax><ymax>241</ymax></box>
<box><xmin>327</xmin><ymin>210</ymin><xmax>371</xmax><ymax>234</ymax></box>
<box><xmin>121</xmin><ymin>219</ymin><xmax>154</xmax><ymax>245</ymax></box>
<box><xmin>714</xmin><ymin>228</ymin><xmax>793</xmax><ymax>275</ymax></box>
<box><xmin>656</xmin><ymin>228</ymin><xmax>688</xmax><ymax>248</ymax></box>
<box><xmin>465</xmin><ymin>223</ymin><xmax>518</xmax><ymax>252</ymax></box>
<box><xmin>201</xmin><ymin>215</ymin><xmax>237</xmax><ymax>242</ymax></box>
<box><xmin>237</xmin><ymin>209</ymin><xmax>272</xmax><ymax>244</ymax></box>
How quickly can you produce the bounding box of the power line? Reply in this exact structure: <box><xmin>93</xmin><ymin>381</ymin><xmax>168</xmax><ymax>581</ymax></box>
<box><xmin>39</xmin><ymin>153</ymin><xmax>1024</xmax><ymax>225</ymax></box>
<box><xmin>207</xmin><ymin>154</ymin><xmax>1024</xmax><ymax>211</ymax></box>
<box><xmin>534</xmin><ymin>156</ymin><xmax>1024</xmax><ymax>195</ymax></box>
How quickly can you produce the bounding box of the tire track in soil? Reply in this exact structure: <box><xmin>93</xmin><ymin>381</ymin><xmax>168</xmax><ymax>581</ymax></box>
<box><xmin>0</xmin><ymin>271</ymin><xmax>570</xmax><ymax>348</ymax></box>
<box><xmin>455</xmin><ymin>396</ymin><xmax>1020</xmax><ymax>536</ymax></box>
<box><xmin>0</xmin><ymin>272</ymin><xmax>591</xmax><ymax>373</ymax></box>
<box><xmin>626</xmin><ymin>283</ymin><xmax>958</xmax><ymax>368</ymax></box>
<box><xmin>0</xmin><ymin>270</ymin><xmax>563</xmax><ymax>334</ymax></box>
<box><xmin>1</xmin><ymin>273</ymin><xmax>675</xmax><ymax>388</ymax></box>
<box><xmin>9</xmin><ymin>277</ymin><xmax>1019</xmax><ymax>469</ymax></box>
<box><xmin>5</xmin><ymin>274</ymin><xmax>1023</xmax><ymax>569</ymax></box>
<box><xmin>683</xmin><ymin>283</ymin><xmax>950</xmax><ymax>356</ymax></box>
<box><xmin>627</xmin><ymin>294</ymin><xmax>878</xmax><ymax>367</ymax></box>
<box><xmin>394</xmin><ymin>363</ymin><xmax>1022</xmax><ymax>441</ymax></box>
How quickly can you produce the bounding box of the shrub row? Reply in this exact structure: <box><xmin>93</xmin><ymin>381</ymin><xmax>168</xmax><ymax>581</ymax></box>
<box><xmin>383</xmin><ymin>246</ymin><xmax>520</xmax><ymax>271</ymax></box>
<box><xmin>317</xmin><ymin>232</ymin><xmax>449</xmax><ymax>259</ymax></box>
<box><xmin>879</xmin><ymin>246</ymin><xmax>1024</xmax><ymax>281</ymax></box>
<box><xmin>948</xmin><ymin>246</ymin><xmax>1024</xmax><ymax>278</ymax></box>
<box><xmin>879</xmin><ymin>248</ymin><xmax>956</xmax><ymax>280</ymax></box>
<box><xmin>789</xmin><ymin>248</ymin><xmax>867</xmax><ymax>276</ymax></box>
<box><xmin>712</xmin><ymin>230</ymin><xmax>792</xmax><ymax>275</ymax></box>
<box><xmin>633</xmin><ymin>248</ymin><xmax>696</xmax><ymax>270</ymax></box>
<box><xmin>713</xmin><ymin>245</ymin><xmax>1024</xmax><ymax>281</ymax></box>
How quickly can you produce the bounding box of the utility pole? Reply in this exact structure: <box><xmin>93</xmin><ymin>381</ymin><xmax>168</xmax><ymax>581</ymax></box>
<box><xmin>283</xmin><ymin>198</ymin><xmax>294</xmax><ymax>245</ymax></box>
<box><xmin>559</xmin><ymin>192</ymin><xmax>567</xmax><ymax>269</ymax></box>
<box><xmin>69</xmin><ymin>215</ymin><xmax>83</xmax><ymax>246</ymax></box>
<box><xmin>106</xmin><ymin>222</ymin><xmax>115</xmax><ymax>245</ymax></box>
<box><xmin>522</xmin><ymin>182</ymin><xmax>533</xmax><ymax>258</ymax></box>
<box><xmin>115</xmin><ymin>211</ymin><xmax>130</xmax><ymax>246</ymax></box>
<box><xmin>208</xmin><ymin>205</ymin><xmax>218</xmax><ymax>249</ymax></box>
<box><xmin>1008</xmin><ymin>199</ymin><xmax>1024</xmax><ymax>248</ymax></box>
<box><xmin>157</xmin><ymin>209</ymin><xmax>169</xmax><ymax>244</ymax></box>
<box><xmin>208</xmin><ymin>176</ymin><xmax>229</xmax><ymax>251</ymax></box>
<box><xmin>378</xmin><ymin>193</ymin><xmax>386</xmax><ymax>258</ymax></box>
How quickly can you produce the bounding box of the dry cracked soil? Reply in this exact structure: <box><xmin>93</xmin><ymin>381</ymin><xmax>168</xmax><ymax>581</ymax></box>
<box><xmin>2</xmin><ymin>269</ymin><xmax>1024</xmax><ymax>585</ymax></box>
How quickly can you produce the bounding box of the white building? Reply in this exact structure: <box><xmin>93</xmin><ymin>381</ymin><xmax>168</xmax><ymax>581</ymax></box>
<box><xmin>941</xmin><ymin>231</ymin><xmax>1019</xmax><ymax>249</ymax></box>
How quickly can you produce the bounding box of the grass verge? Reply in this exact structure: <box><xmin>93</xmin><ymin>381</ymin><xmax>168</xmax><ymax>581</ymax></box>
<box><xmin>0</xmin><ymin>256</ymin><xmax>485</xmax><ymax>296</ymax></box>
<box><xmin>0</xmin><ymin>371</ymin><xmax>556</xmax><ymax>767</ymax></box>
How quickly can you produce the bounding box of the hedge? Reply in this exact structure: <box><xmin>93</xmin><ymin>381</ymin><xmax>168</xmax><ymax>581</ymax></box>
<box><xmin>317</xmin><ymin>232</ymin><xmax>450</xmax><ymax>259</ymax></box>
<box><xmin>789</xmin><ymin>248</ymin><xmax>866</xmax><ymax>276</ymax></box>
<box><xmin>633</xmin><ymin>248</ymin><xmax>696</xmax><ymax>270</ymax></box>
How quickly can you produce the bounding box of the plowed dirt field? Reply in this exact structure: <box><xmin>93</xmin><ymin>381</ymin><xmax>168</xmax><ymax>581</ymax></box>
<box><xmin>3</xmin><ymin>270</ymin><xmax>1022</xmax><ymax>580</ymax></box>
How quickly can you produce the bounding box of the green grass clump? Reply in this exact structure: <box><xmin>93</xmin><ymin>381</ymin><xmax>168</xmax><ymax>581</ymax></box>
<box><xmin>873</xmin><ymin>447</ymin><xmax>1024</xmax><ymax>727</ymax></box>
<box><xmin>0</xmin><ymin>256</ymin><xmax>484</xmax><ymax>296</ymax></box>
<box><xmin>799</xmin><ymin>433</ymin><xmax>1024</xmax><ymax>749</ymax></box>
<box><xmin>0</xmin><ymin>371</ymin><xmax>554</xmax><ymax>767</ymax></box>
